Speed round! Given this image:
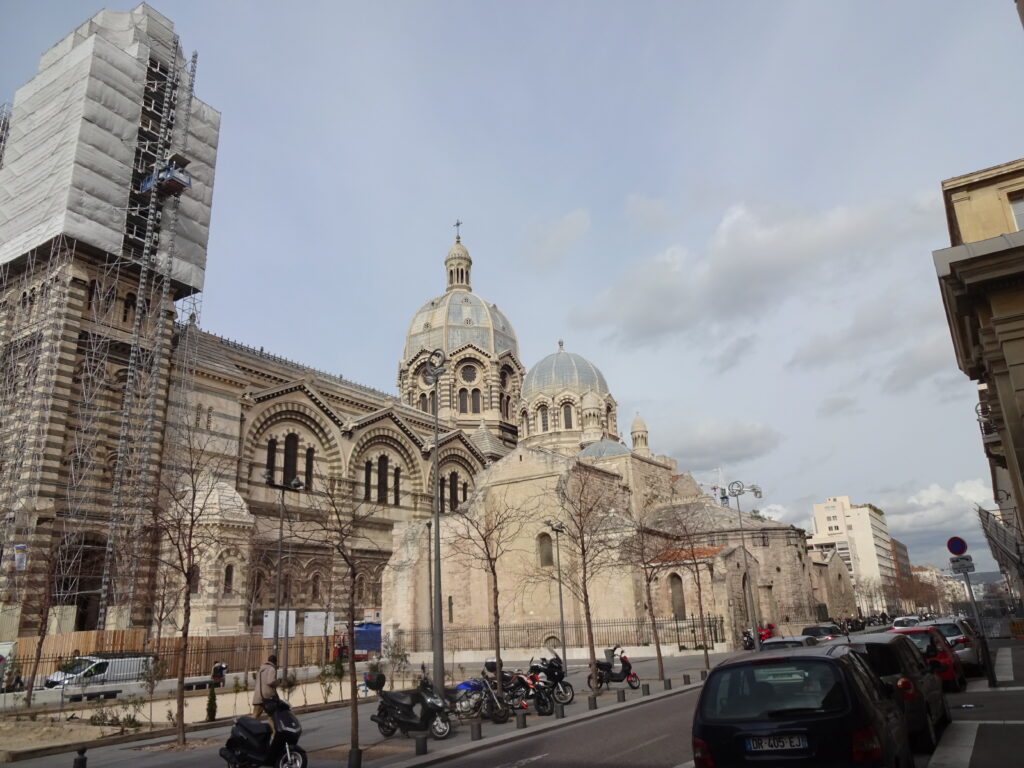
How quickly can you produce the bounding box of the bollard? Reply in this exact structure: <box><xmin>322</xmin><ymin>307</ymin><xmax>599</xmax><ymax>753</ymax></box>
<box><xmin>664</xmin><ymin>678</ymin><xmax>672</xmax><ymax>690</ymax></box>
<box><xmin>700</xmin><ymin>669</ymin><xmax>708</xmax><ymax>681</ymax></box>
<box><xmin>641</xmin><ymin>683</ymin><xmax>650</xmax><ymax>696</ymax></box>
<box><xmin>616</xmin><ymin>689</ymin><xmax>626</xmax><ymax>703</ymax></box>
<box><xmin>415</xmin><ymin>735</ymin><xmax>428</xmax><ymax>755</ymax></box>
<box><xmin>73</xmin><ymin>749</ymin><xmax>87</xmax><ymax>768</ymax></box>
<box><xmin>554</xmin><ymin>702</ymin><xmax>565</xmax><ymax>719</ymax></box>
<box><xmin>683</xmin><ymin>673</ymin><xmax>691</xmax><ymax>685</ymax></box>
<box><xmin>588</xmin><ymin>694</ymin><xmax>598</xmax><ymax>710</ymax></box>
<box><xmin>515</xmin><ymin>710</ymin><xmax>528</xmax><ymax>729</ymax></box>
<box><xmin>470</xmin><ymin>720</ymin><xmax>482</xmax><ymax>741</ymax></box>
<box><xmin>347</xmin><ymin>747</ymin><xmax>363</xmax><ymax>768</ymax></box>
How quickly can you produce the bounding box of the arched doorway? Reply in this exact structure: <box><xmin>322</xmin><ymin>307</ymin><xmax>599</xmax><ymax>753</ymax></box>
<box><xmin>669</xmin><ymin>573</ymin><xmax>686</xmax><ymax>619</ymax></box>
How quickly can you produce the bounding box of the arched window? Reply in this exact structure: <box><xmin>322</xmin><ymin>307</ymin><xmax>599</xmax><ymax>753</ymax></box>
<box><xmin>538</xmin><ymin>533</ymin><xmax>554</xmax><ymax>567</ymax></box>
<box><xmin>458</xmin><ymin>388</ymin><xmax>468</xmax><ymax>413</ymax></box>
<box><xmin>562</xmin><ymin>404</ymin><xmax>573</xmax><ymax>430</ymax></box>
<box><xmin>283</xmin><ymin>574</ymin><xmax>292</xmax><ymax>602</ymax></box>
<box><xmin>122</xmin><ymin>293</ymin><xmax>136</xmax><ymax>324</ymax></box>
<box><xmin>471</xmin><ymin>389</ymin><xmax>481</xmax><ymax>413</ymax></box>
<box><xmin>188</xmin><ymin>564</ymin><xmax>200</xmax><ymax>594</ymax></box>
<box><xmin>669</xmin><ymin>573</ymin><xmax>686</xmax><ymax>619</ymax></box>
<box><xmin>305</xmin><ymin>447</ymin><xmax>315</xmax><ymax>490</ymax></box>
<box><xmin>377</xmin><ymin>455</ymin><xmax>389</xmax><ymax>503</ymax></box>
<box><xmin>283</xmin><ymin>433</ymin><xmax>299</xmax><ymax>485</ymax></box>
<box><xmin>449</xmin><ymin>471</ymin><xmax>458</xmax><ymax>511</ymax></box>
<box><xmin>539</xmin><ymin>405</ymin><xmax>549</xmax><ymax>432</ymax></box>
<box><xmin>364</xmin><ymin>460</ymin><xmax>372</xmax><ymax>500</ymax></box>
<box><xmin>520</xmin><ymin>411</ymin><xmax>529</xmax><ymax>436</ymax></box>
<box><xmin>429</xmin><ymin>390</ymin><xmax>437</xmax><ymax>415</ymax></box>
<box><xmin>311</xmin><ymin>573</ymin><xmax>321</xmax><ymax>602</ymax></box>
<box><xmin>419</xmin><ymin>393</ymin><xmax>428</xmax><ymax>411</ymax></box>
<box><xmin>254</xmin><ymin>572</ymin><xmax>265</xmax><ymax>602</ymax></box>
<box><xmin>223</xmin><ymin>564</ymin><xmax>234</xmax><ymax>595</ymax></box>
<box><xmin>393</xmin><ymin>467</ymin><xmax>401</xmax><ymax>506</ymax></box>
<box><xmin>206</xmin><ymin>406</ymin><xmax>213</xmax><ymax>430</ymax></box>
<box><xmin>461</xmin><ymin>482</ymin><xmax>468</xmax><ymax>502</ymax></box>
<box><xmin>266</xmin><ymin>439</ymin><xmax>277</xmax><ymax>483</ymax></box>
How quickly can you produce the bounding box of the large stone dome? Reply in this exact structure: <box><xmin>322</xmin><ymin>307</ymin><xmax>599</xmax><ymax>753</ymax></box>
<box><xmin>522</xmin><ymin>341</ymin><xmax>609</xmax><ymax>401</ymax></box>
<box><xmin>402</xmin><ymin>237</ymin><xmax>519</xmax><ymax>361</ymax></box>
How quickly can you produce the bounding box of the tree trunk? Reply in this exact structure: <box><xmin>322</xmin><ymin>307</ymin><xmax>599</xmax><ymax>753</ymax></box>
<box><xmin>644</xmin><ymin>578</ymin><xmax>664</xmax><ymax>680</ymax></box>
<box><xmin>347</xmin><ymin>565</ymin><xmax>359</xmax><ymax>752</ymax></box>
<box><xmin>490</xmin><ymin>566</ymin><xmax>503</xmax><ymax>696</ymax></box>
<box><xmin>581</xmin><ymin>561</ymin><xmax>598</xmax><ymax>691</ymax></box>
<box><xmin>176</xmin><ymin>590</ymin><xmax>191</xmax><ymax>745</ymax></box>
<box><xmin>693</xmin><ymin>562</ymin><xmax>710</xmax><ymax>670</ymax></box>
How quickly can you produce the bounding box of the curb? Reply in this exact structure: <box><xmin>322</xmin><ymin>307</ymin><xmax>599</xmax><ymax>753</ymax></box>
<box><xmin>0</xmin><ymin>694</ymin><xmax>376</xmax><ymax>763</ymax></box>
<box><xmin>380</xmin><ymin>682</ymin><xmax>703</xmax><ymax>768</ymax></box>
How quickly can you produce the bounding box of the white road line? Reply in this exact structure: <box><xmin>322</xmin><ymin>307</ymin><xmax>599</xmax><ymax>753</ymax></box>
<box><xmin>602</xmin><ymin>733</ymin><xmax>670</xmax><ymax>764</ymax></box>
<box><xmin>493</xmin><ymin>754</ymin><xmax>549</xmax><ymax>768</ymax></box>
<box><xmin>928</xmin><ymin>721</ymin><xmax>979</xmax><ymax>768</ymax></box>
<box><xmin>995</xmin><ymin>646</ymin><xmax>1014</xmax><ymax>683</ymax></box>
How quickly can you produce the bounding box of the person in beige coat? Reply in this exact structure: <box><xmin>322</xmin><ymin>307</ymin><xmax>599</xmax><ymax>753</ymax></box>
<box><xmin>251</xmin><ymin>654</ymin><xmax>280</xmax><ymax>727</ymax></box>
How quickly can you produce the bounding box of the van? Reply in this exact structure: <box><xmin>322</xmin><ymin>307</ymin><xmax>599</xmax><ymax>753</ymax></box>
<box><xmin>44</xmin><ymin>653</ymin><xmax>154</xmax><ymax>688</ymax></box>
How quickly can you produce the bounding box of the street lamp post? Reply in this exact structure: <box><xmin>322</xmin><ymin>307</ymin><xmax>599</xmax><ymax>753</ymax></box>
<box><xmin>544</xmin><ymin>520</ymin><xmax>568</xmax><ymax>663</ymax></box>
<box><xmin>264</xmin><ymin>472</ymin><xmax>304</xmax><ymax>666</ymax></box>
<box><xmin>727</xmin><ymin>481</ymin><xmax>763</xmax><ymax>651</ymax></box>
<box><xmin>423</xmin><ymin>348</ymin><xmax>447</xmax><ymax>683</ymax></box>
<box><xmin>426</xmin><ymin>520</ymin><xmax>433</xmax><ymax>637</ymax></box>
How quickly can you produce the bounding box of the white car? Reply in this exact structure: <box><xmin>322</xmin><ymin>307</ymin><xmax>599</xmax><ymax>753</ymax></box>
<box><xmin>919</xmin><ymin>618</ymin><xmax>982</xmax><ymax>672</ymax></box>
<box><xmin>891</xmin><ymin>615</ymin><xmax>920</xmax><ymax>628</ymax></box>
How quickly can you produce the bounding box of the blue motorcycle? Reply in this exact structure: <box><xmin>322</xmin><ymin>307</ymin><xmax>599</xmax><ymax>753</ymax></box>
<box><xmin>444</xmin><ymin>676</ymin><xmax>510</xmax><ymax>724</ymax></box>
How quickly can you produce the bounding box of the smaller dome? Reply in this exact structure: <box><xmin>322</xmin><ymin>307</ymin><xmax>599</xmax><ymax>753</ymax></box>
<box><xmin>578</xmin><ymin>438</ymin><xmax>631</xmax><ymax>458</ymax></box>
<box><xmin>631</xmin><ymin>413</ymin><xmax>647</xmax><ymax>432</ymax></box>
<box><xmin>523</xmin><ymin>341</ymin><xmax>609</xmax><ymax>401</ymax></box>
<box><xmin>447</xmin><ymin>237</ymin><xmax>469</xmax><ymax>260</ymax></box>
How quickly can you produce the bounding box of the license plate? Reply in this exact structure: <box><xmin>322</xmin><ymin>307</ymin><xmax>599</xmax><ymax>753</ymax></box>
<box><xmin>746</xmin><ymin>734</ymin><xmax>808</xmax><ymax>752</ymax></box>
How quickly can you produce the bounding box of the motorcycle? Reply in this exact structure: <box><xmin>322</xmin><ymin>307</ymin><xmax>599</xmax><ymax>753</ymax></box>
<box><xmin>367</xmin><ymin>668</ymin><xmax>452</xmax><ymax>740</ymax></box>
<box><xmin>485</xmin><ymin>658</ymin><xmax>554</xmax><ymax>716</ymax></box>
<box><xmin>444</xmin><ymin>676</ymin><xmax>510</xmax><ymax>724</ymax></box>
<box><xmin>218</xmin><ymin>698</ymin><xmax>306</xmax><ymax>768</ymax></box>
<box><xmin>528</xmin><ymin>646</ymin><xmax>574</xmax><ymax>705</ymax></box>
<box><xmin>741</xmin><ymin>629</ymin><xmax>755</xmax><ymax>650</ymax></box>
<box><xmin>586</xmin><ymin>645</ymin><xmax>639</xmax><ymax>692</ymax></box>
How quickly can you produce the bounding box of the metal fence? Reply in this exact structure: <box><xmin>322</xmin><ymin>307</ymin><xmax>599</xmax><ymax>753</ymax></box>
<box><xmin>394</xmin><ymin>615</ymin><xmax>725</xmax><ymax>653</ymax></box>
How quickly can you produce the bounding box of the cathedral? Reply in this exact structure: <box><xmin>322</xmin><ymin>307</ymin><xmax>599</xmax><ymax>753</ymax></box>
<box><xmin>0</xmin><ymin>5</ymin><xmax>827</xmax><ymax>649</ymax></box>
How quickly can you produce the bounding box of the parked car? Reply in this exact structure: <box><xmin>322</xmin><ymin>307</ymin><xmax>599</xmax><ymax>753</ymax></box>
<box><xmin>44</xmin><ymin>653</ymin><xmax>155</xmax><ymax>688</ymax></box>
<box><xmin>918</xmin><ymin>618</ymin><xmax>982</xmax><ymax>673</ymax></box>
<box><xmin>692</xmin><ymin>645</ymin><xmax>913</xmax><ymax>767</ymax></box>
<box><xmin>889</xmin><ymin>626</ymin><xmax>966</xmax><ymax>692</ymax></box>
<box><xmin>761</xmin><ymin>636</ymin><xmax>820</xmax><ymax>651</ymax></box>
<box><xmin>848</xmin><ymin>631</ymin><xmax>949</xmax><ymax>752</ymax></box>
<box><xmin>801</xmin><ymin>624</ymin><xmax>845</xmax><ymax>642</ymax></box>
<box><xmin>892</xmin><ymin>616</ymin><xmax>920</xmax><ymax>628</ymax></box>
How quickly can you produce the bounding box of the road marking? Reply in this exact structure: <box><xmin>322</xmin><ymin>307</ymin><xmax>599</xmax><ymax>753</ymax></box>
<box><xmin>602</xmin><ymin>733</ymin><xmax>669</xmax><ymax>764</ymax></box>
<box><xmin>995</xmin><ymin>646</ymin><xmax>1014</xmax><ymax>683</ymax></box>
<box><xmin>672</xmin><ymin>762</ymin><xmax>694</xmax><ymax>768</ymax></box>
<box><xmin>493</xmin><ymin>754</ymin><xmax>549</xmax><ymax>768</ymax></box>
<box><xmin>928</xmin><ymin>721</ymin><xmax>979</xmax><ymax>768</ymax></box>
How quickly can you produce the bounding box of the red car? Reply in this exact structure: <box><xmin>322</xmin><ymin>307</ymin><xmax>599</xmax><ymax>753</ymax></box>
<box><xmin>889</xmin><ymin>626</ymin><xmax>966</xmax><ymax>692</ymax></box>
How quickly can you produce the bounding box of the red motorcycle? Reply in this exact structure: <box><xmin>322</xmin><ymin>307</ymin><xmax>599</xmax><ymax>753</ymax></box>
<box><xmin>587</xmin><ymin>645</ymin><xmax>640</xmax><ymax>691</ymax></box>
<box><xmin>758</xmin><ymin>623</ymin><xmax>776</xmax><ymax>642</ymax></box>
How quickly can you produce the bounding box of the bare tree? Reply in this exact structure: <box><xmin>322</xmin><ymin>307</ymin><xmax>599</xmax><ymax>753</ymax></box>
<box><xmin>301</xmin><ymin>472</ymin><xmax>379</xmax><ymax>764</ymax></box>
<box><xmin>550</xmin><ymin>461</ymin><xmax>626</xmax><ymax>690</ymax></box>
<box><xmin>447</xmin><ymin>483</ymin><xmax>536</xmax><ymax>695</ymax></box>
<box><xmin>22</xmin><ymin>551</ymin><xmax>57</xmax><ymax>708</ymax></box>
<box><xmin>668</xmin><ymin>503</ymin><xmax>716</xmax><ymax>670</ymax></box>
<box><xmin>151</xmin><ymin>417</ymin><xmax>237</xmax><ymax>745</ymax></box>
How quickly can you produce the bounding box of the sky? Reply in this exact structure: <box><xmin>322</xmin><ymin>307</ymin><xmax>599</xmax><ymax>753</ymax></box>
<box><xmin>3</xmin><ymin>0</ymin><xmax>1021</xmax><ymax>574</ymax></box>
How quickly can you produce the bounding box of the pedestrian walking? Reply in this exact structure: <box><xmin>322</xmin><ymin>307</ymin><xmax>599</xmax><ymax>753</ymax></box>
<box><xmin>251</xmin><ymin>654</ymin><xmax>280</xmax><ymax>731</ymax></box>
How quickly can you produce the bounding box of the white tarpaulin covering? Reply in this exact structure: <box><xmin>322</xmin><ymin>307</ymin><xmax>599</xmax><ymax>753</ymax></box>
<box><xmin>0</xmin><ymin>4</ymin><xmax>219</xmax><ymax>293</ymax></box>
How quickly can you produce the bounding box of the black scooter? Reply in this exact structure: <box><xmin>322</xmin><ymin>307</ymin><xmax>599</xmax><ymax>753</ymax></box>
<box><xmin>586</xmin><ymin>645</ymin><xmax>640</xmax><ymax>691</ymax></box>
<box><xmin>219</xmin><ymin>698</ymin><xmax>306</xmax><ymax>768</ymax></box>
<box><xmin>368</xmin><ymin>669</ymin><xmax>452</xmax><ymax>740</ymax></box>
<box><xmin>528</xmin><ymin>645</ymin><xmax>574</xmax><ymax>705</ymax></box>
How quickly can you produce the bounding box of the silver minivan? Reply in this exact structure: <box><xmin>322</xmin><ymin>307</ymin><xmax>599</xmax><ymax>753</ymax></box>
<box><xmin>44</xmin><ymin>654</ymin><xmax>153</xmax><ymax>688</ymax></box>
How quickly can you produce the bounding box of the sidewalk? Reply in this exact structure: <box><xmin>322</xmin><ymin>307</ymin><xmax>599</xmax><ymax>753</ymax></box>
<box><xmin>928</xmin><ymin>638</ymin><xmax>1024</xmax><ymax>768</ymax></box>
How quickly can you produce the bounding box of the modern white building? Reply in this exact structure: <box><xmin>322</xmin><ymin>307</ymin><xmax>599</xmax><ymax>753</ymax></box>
<box><xmin>806</xmin><ymin>496</ymin><xmax>897</xmax><ymax>613</ymax></box>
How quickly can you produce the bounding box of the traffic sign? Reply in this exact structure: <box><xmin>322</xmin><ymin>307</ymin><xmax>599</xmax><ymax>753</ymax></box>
<box><xmin>950</xmin><ymin>554</ymin><xmax>975</xmax><ymax>574</ymax></box>
<box><xmin>947</xmin><ymin>537</ymin><xmax>968</xmax><ymax>556</ymax></box>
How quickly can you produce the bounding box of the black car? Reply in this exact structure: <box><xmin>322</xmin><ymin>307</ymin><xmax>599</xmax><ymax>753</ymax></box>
<box><xmin>848</xmin><ymin>632</ymin><xmax>949</xmax><ymax>753</ymax></box>
<box><xmin>692</xmin><ymin>645</ymin><xmax>913</xmax><ymax>767</ymax></box>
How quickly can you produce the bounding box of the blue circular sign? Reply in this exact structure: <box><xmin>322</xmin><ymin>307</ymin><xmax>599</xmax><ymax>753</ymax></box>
<box><xmin>947</xmin><ymin>536</ymin><xmax>968</xmax><ymax>556</ymax></box>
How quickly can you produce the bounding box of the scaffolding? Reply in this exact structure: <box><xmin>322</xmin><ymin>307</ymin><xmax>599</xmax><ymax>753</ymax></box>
<box><xmin>0</xmin><ymin>48</ymin><xmax>208</xmax><ymax>643</ymax></box>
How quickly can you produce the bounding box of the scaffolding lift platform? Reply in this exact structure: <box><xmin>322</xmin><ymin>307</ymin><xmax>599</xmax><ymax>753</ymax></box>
<box><xmin>141</xmin><ymin>152</ymin><xmax>191</xmax><ymax>196</ymax></box>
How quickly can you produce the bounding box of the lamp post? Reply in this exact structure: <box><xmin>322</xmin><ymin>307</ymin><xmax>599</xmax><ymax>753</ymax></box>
<box><xmin>423</xmin><ymin>348</ymin><xmax>447</xmax><ymax>683</ymax></box>
<box><xmin>727</xmin><ymin>481</ymin><xmax>763</xmax><ymax>651</ymax></box>
<box><xmin>264</xmin><ymin>472</ymin><xmax>304</xmax><ymax>665</ymax></box>
<box><xmin>543</xmin><ymin>520</ymin><xmax>568</xmax><ymax>664</ymax></box>
<box><xmin>426</xmin><ymin>520</ymin><xmax>433</xmax><ymax>637</ymax></box>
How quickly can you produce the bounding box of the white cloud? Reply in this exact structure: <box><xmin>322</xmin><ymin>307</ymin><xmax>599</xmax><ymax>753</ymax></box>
<box><xmin>816</xmin><ymin>395</ymin><xmax>861</xmax><ymax>418</ymax></box>
<box><xmin>626</xmin><ymin>193</ymin><xmax>675</xmax><ymax>230</ymax></box>
<box><xmin>572</xmin><ymin>194</ymin><xmax>941</xmax><ymax>348</ymax></box>
<box><xmin>706</xmin><ymin>334</ymin><xmax>757</xmax><ymax>373</ymax></box>
<box><xmin>526</xmin><ymin>209</ymin><xmax>590</xmax><ymax>266</ymax></box>
<box><xmin>880</xmin><ymin>331</ymin><xmax>957</xmax><ymax>394</ymax></box>
<box><xmin>663</xmin><ymin>418</ymin><xmax>783</xmax><ymax>472</ymax></box>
